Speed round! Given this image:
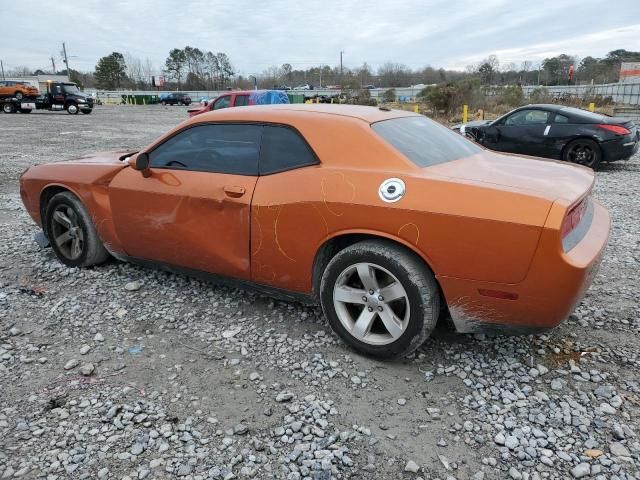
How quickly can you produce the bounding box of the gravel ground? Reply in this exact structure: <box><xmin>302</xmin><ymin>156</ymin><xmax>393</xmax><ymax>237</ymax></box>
<box><xmin>0</xmin><ymin>106</ymin><xmax>639</xmax><ymax>480</ymax></box>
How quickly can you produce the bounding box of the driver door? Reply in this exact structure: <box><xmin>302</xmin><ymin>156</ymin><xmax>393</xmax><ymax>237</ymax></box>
<box><xmin>108</xmin><ymin>123</ymin><xmax>261</xmax><ymax>280</ymax></box>
<box><xmin>493</xmin><ymin>109</ymin><xmax>551</xmax><ymax>156</ymax></box>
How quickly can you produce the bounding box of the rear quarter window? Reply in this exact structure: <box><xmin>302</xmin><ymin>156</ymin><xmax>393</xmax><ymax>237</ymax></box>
<box><xmin>259</xmin><ymin>125</ymin><xmax>319</xmax><ymax>174</ymax></box>
<box><xmin>372</xmin><ymin>116</ymin><xmax>482</xmax><ymax>167</ymax></box>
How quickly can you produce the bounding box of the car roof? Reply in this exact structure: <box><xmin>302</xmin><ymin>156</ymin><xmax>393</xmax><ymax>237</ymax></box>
<box><xmin>520</xmin><ymin>104</ymin><xmax>564</xmax><ymax>111</ymax></box>
<box><xmin>189</xmin><ymin>104</ymin><xmax>418</xmax><ymax>125</ymax></box>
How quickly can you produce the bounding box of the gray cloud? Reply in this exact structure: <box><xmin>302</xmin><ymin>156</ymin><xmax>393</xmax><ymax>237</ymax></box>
<box><xmin>3</xmin><ymin>0</ymin><xmax>639</xmax><ymax>75</ymax></box>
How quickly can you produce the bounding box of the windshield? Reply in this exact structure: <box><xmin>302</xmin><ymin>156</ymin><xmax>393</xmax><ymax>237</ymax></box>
<box><xmin>372</xmin><ymin>116</ymin><xmax>482</xmax><ymax>167</ymax></box>
<box><xmin>62</xmin><ymin>84</ymin><xmax>81</xmax><ymax>94</ymax></box>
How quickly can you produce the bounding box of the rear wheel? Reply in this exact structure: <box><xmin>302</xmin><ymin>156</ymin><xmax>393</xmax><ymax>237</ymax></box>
<box><xmin>81</xmin><ymin>109</ymin><xmax>92</xmax><ymax>114</ymax></box>
<box><xmin>320</xmin><ymin>240</ymin><xmax>440</xmax><ymax>358</ymax></box>
<box><xmin>563</xmin><ymin>139</ymin><xmax>601</xmax><ymax>169</ymax></box>
<box><xmin>14</xmin><ymin>92</ymin><xmax>23</xmax><ymax>100</ymax></box>
<box><xmin>3</xmin><ymin>103</ymin><xmax>16</xmax><ymax>114</ymax></box>
<box><xmin>20</xmin><ymin>109</ymin><xmax>32</xmax><ymax>114</ymax></box>
<box><xmin>44</xmin><ymin>192</ymin><xmax>109</xmax><ymax>268</ymax></box>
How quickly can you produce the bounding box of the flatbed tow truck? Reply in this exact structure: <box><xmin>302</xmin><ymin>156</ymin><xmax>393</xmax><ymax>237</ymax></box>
<box><xmin>0</xmin><ymin>81</ymin><xmax>93</xmax><ymax>114</ymax></box>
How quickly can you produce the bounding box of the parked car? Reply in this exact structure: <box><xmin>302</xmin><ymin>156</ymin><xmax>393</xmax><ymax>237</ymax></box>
<box><xmin>19</xmin><ymin>105</ymin><xmax>609</xmax><ymax>358</ymax></box>
<box><xmin>453</xmin><ymin>104</ymin><xmax>639</xmax><ymax>169</ymax></box>
<box><xmin>293</xmin><ymin>84</ymin><xmax>314</xmax><ymax>90</ymax></box>
<box><xmin>0</xmin><ymin>80</ymin><xmax>39</xmax><ymax>100</ymax></box>
<box><xmin>159</xmin><ymin>92</ymin><xmax>191</xmax><ymax>106</ymax></box>
<box><xmin>188</xmin><ymin>90</ymin><xmax>289</xmax><ymax>117</ymax></box>
<box><xmin>274</xmin><ymin>85</ymin><xmax>292</xmax><ymax>91</ymax></box>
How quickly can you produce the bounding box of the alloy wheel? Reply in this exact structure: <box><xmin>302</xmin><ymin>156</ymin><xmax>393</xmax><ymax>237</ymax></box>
<box><xmin>50</xmin><ymin>205</ymin><xmax>85</xmax><ymax>260</ymax></box>
<box><xmin>567</xmin><ymin>142</ymin><xmax>595</xmax><ymax>166</ymax></box>
<box><xmin>333</xmin><ymin>262</ymin><xmax>410</xmax><ymax>345</ymax></box>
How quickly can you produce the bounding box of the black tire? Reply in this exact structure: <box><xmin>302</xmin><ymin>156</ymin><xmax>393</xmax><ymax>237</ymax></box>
<box><xmin>15</xmin><ymin>92</ymin><xmax>23</xmax><ymax>100</ymax></box>
<box><xmin>3</xmin><ymin>103</ymin><xmax>16</xmax><ymax>114</ymax></box>
<box><xmin>563</xmin><ymin>138</ymin><xmax>601</xmax><ymax>169</ymax></box>
<box><xmin>20</xmin><ymin>109</ymin><xmax>32</xmax><ymax>114</ymax></box>
<box><xmin>161</xmin><ymin>101</ymin><xmax>167</xmax><ymax>106</ymax></box>
<box><xmin>44</xmin><ymin>192</ymin><xmax>109</xmax><ymax>268</ymax></box>
<box><xmin>66</xmin><ymin>103</ymin><xmax>79</xmax><ymax>115</ymax></box>
<box><xmin>320</xmin><ymin>240</ymin><xmax>440</xmax><ymax>358</ymax></box>
<box><xmin>81</xmin><ymin>109</ymin><xmax>92</xmax><ymax>114</ymax></box>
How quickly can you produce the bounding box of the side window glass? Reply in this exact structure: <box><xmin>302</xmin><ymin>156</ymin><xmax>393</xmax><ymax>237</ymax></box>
<box><xmin>505</xmin><ymin>110</ymin><xmax>548</xmax><ymax>126</ymax></box>
<box><xmin>149</xmin><ymin>124</ymin><xmax>262</xmax><ymax>175</ymax></box>
<box><xmin>213</xmin><ymin>96</ymin><xmax>231</xmax><ymax>110</ymax></box>
<box><xmin>554</xmin><ymin>114</ymin><xmax>569</xmax><ymax>123</ymax></box>
<box><xmin>234</xmin><ymin>95</ymin><xmax>249</xmax><ymax>107</ymax></box>
<box><xmin>260</xmin><ymin>126</ymin><xmax>319</xmax><ymax>175</ymax></box>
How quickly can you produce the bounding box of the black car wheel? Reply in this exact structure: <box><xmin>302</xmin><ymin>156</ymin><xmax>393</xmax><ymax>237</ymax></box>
<box><xmin>563</xmin><ymin>139</ymin><xmax>601</xmax><ymax>169</ymax></box>
<box><xmin>66</xmin><ymin>103</ymin><xmax>79</xmax><ymax>115</ymax></box>
<box><xmin>15</xmin><ymin>92</ymin><xmax>23</xmax><ymax>100</ymax></box>
<box><xmin>320</xmin><ymin>239</ymin><xmax>440</xmax><ymax>358</ymax></box>
<box><xmin>3</xmin><ymin>103</ymin><xmax>16</xmax><ymax>114</ymax></box>
<box><xmin>45</xmin><ymin>192</ymin><xmax>109</xmax><ymax>268</ymax></box>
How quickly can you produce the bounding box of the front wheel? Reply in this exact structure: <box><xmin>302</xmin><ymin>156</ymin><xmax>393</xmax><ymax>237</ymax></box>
<box><xmin>3</xmin><ymin>103</ymin><xmax>16</xmax><ymax>114</ymax></box>
<box><xmin>44</xmin><ymin>192</ymin><xmax>109</xmax><ymax>268</ymax></box>
<box><xmin>66</xmin><ymin>103</ymin><xmax>79</xmax><ymax>115</ymax></box>
<box><xmin>563</xmin><ymin>139</ymin><xmax>601</xmax><ymax>169</ymax></box>
<box><xmin>320</xmin><ymin>240</ymin><xmax>440</xmax><ymax>358</ymax></box>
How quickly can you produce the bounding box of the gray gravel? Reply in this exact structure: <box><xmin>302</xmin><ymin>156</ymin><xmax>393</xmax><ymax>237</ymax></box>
<box><xmin>1</xmin><ymin>106</ymin><xmax>639</xmax><ymax>479</ymax></box>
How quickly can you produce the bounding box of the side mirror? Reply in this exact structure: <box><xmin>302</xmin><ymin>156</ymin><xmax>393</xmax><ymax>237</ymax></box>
<box><xmin>132</xmin><ymin>152</ymin><xmax>151</xmax><ymax>178</ymax></box>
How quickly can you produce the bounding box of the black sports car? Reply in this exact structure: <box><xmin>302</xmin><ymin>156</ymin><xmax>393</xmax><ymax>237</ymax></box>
<box><xmin>453</xmin><ymin>104</ymin><xmax>639</xmax><ymax>169</ymax></box>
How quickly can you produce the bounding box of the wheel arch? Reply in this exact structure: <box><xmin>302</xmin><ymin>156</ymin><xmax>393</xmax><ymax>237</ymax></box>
<box><xmin>39</xmin><ymin>184</ymin><xmax>82</xmax><ymax>229</ymax></box>
<box><xmin>311</xmin><ymin>229</ymin><xmax>440</xmax><ymax>300</ymax></box>
<box><xmin>561</xmin><ymin>135</ymin><xmax>603</xmax><ymax>161</ymax></box>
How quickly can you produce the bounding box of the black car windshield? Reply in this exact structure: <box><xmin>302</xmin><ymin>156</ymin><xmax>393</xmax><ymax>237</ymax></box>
<box><xmin>372</xmin><ymin>116</ymin><xmax>482</xmax><ymax>167</ymax></box>
<box><xmin>62</xmin><ymin>84</ymin><xmax>81</xmax><ymax>94</ymax></box>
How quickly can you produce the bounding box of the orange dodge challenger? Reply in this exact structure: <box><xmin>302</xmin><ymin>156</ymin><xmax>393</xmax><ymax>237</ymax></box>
<box><xmin>19</xmin><ymin>105</ymin><xmax>610</xmax><ymax>358</ymax></box>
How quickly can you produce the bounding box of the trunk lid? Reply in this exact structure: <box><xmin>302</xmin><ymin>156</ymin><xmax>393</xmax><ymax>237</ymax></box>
<box><xmin>428</xmin><ymin>150</ymin><xmax>594</xmax><ymax>205</ymax></box>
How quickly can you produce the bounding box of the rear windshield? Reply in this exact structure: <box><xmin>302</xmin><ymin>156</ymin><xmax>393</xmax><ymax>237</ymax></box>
<box><xmin>559</xmin><ymin>106</ymin><xmax>606</xmax><ymax>123</ymax></box>
<box><xmin>372</xmin><ymin>116</ymin><xmax>482</xmax><ymax>167</ymax></box>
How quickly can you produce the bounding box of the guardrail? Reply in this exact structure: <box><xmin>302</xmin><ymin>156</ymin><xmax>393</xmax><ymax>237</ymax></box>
<box><xmin>88</xmin><ymin>82</ymin><xmax>640</xmax><ymax>106</ymax></box>
<box><xmin>87</xmin><ymin>87</ymin><xmax>428</xmax><ymax>103</ymax></box>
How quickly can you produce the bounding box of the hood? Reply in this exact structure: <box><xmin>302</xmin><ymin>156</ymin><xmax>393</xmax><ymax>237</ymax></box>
<box><xmin>451</xmin><ymin>120</ymin><xmax>492</xmax><ymax>130</ymax></box>
<box><xmin>428</xmin><ymin>150</ymin><xmax>594</xmax><ymax>204</ymax></box>
<box><xmin>63</xmin><ymin>149</ymin><xmax>132</xmax><ymax>164</ymax></box>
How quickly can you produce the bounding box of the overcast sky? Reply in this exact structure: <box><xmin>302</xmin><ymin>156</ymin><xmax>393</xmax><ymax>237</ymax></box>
<box><xmin>3</xmin><ymin>0</ymin><xmax>639</xmax><ymax>75</ymax></box>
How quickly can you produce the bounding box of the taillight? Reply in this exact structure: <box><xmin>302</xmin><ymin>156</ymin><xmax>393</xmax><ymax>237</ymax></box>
<box><xmin>598</xmin><ymin>124</ymin><xmax>630</xmax><ymax>135</ymax></box>
<box><xmin>561</xmin><ymin>198</ymin><xmax>588</xmax><ymax>239</ymax></box>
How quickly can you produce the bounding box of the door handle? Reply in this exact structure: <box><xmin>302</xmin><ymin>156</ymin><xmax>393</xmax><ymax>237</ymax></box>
<box><xmin>223</xmin><ymin>185</ymin><xmax>246</xmax><ymax>197</ymax></box>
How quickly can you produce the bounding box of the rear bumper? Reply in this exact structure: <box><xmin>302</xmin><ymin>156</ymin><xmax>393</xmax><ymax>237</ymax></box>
<box><xmin>441</xmin><ymin>199</ymin><xmax>610</xmax><ymax>334</ymax></box>
<box><xmin>600</xmin><ymin>137</ymin><xmax>639</xmax><ymax>161</ymax></box>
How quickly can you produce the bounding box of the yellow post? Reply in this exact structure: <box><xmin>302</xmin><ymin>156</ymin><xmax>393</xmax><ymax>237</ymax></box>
<box><xmin>463</xmin><ymin>104</ymin><xmax>468</xmax><ymax>123</ymax></box>
<box><xmin>589</xmin><ymin>102</ymin><xmax>595</xmax><ymax>112</ymax></box>
<box><xmin>413</xmin><ymin>105</ymin><xmax>419</xmax><ymax>113</ymax></box>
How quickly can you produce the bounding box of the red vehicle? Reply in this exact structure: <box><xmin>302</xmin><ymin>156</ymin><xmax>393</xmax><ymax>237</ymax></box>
<box><xmin>188</xmin><ymin>90</ymin><xmax>289</xmax><ymax>117</ymax></box>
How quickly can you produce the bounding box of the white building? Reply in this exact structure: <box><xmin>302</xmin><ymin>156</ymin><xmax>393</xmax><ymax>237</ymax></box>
<box><xmin>620</xmin><ymin>62</ymin><xmax>640</xmax><ymax>83</ymax></box>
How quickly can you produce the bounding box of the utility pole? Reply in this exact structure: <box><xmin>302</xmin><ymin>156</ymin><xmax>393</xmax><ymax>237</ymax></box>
<box><xmin>51</xmin><ymin>56</ymin><xmax>56</xmax><ymax>74</ymax></box>
<box><xmin>0</xmin><ymin>60</ymin><xmax>5</xmax><ymax>79</ymax></box>
<box><xmin>340</xmin><ymin>50</ymin><xmax>344</xmax><ymax>76</ymax></box>
<box><xmin>62</xmin><ymin>42</ymin><xmax>70</xmax><ymax>76</ymax></box>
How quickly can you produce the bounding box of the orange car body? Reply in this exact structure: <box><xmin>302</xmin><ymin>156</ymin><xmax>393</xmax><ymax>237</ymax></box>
<box><xmin>0</xmin><ymin>80</ymin><xmax>39</xmax><ymax>98</ymax></box>
<box><xmin>19</xmin><ymin>105</ymin><xmax>610</xmax><ymax>333</ymax></box>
